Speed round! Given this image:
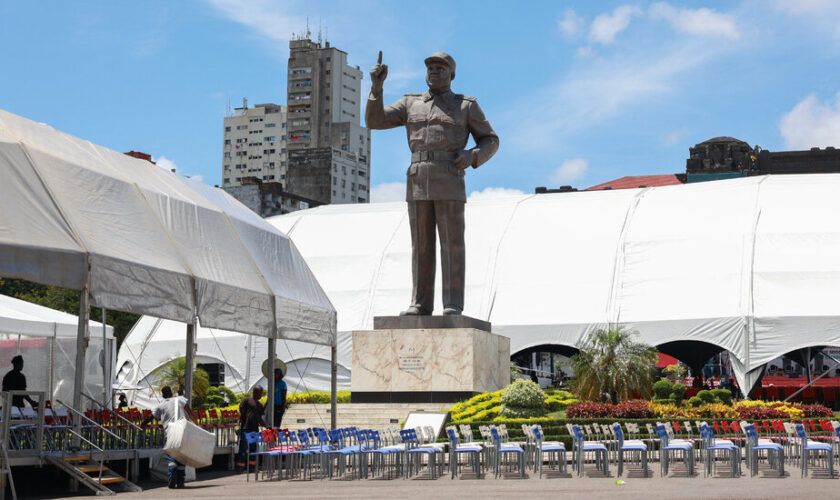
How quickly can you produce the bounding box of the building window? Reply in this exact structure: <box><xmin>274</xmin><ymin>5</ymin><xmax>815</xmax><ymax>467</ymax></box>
<box><xmin>332</xmin><ymin>189</ymin><xmax>336</xmax><ymax>196</ymax></box>
<box><xmin>224</xmin><ymin>152</ymin><xmax>231</xmax><ymax>158</ymax></box>
<box><xmin>236</xmin><ymin>125</ymin><xmax>248</xmax><ymax>130</ymax></box>
<box><xmin>223</xmin><ymin>178</ymin><xmax>229</xmax><ymax>184</ymax></box>
<box><xmin>325</xmin><ymin>96</ymin><xmax>330</xmax><ymax>100</ymax></box>
<box><xmin>265</xmin><ymin>123</ymin><xmax>276</xmax><ymax>128</ymax></box>
<box><xmin>225</xmin><ymin>126</ymin><xmax>231</xmax><ymax>132</ymax></box>
<box><xmin>264</xmin><ymin>136</ymin><xmax>276</xmax><ymax>141</ymax></box>
<box><xmin>333</xmin><ymin>178</ymin><xmax>336</xmax><ymax>185</ymax></box>
<box><xmin>225</xmin><ymin>139</ymin><xmax>231</xmax><ymax>145</ymax></box>
<box><xmin>358</xmin><ymin>169</ymin><xmax>366</xmax><ymax>177</ymax></box>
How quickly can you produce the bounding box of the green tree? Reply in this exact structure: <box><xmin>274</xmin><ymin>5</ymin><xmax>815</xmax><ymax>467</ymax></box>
<box><xmin>154</xmin><ymin>357</ymin><xmax>210</xmax><ymax>407</ymax></box>
<box><xmin>570</xmin><ymin>328</ymin><xmax>659</xmax><ymax>405</ymax></box>
<box><xmin>0</xmin><ymin>277</ymin><xmax>140</xmax><ymax>347</ymax></box>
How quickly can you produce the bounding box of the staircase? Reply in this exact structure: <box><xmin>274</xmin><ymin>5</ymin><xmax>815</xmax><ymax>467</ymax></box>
<box><xmin>282</xmin><ymin>403</ymin><xmax>449</xmax><ymax>429</ymax></box>
<box><xmin>46</xmin><ymin>455</ymin><xmax>141</xmax><ymax>496</ymax></box>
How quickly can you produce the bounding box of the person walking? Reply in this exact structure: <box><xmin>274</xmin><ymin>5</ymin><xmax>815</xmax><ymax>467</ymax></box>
<box><xmin>236</xmin><ymin>386</ymin><xmax>266</xmax><ymax>472</ymax></box>
<box><xmin>141</xmin><ymin>385</ymin><xmax>195</xmax><ymax>489</ymax></box>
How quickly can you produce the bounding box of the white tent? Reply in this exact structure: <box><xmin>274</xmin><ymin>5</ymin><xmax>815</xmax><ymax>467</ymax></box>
<box><xmin>267</xmin><ymin>174</ymin><xmax>840</xmax><ymax>396</ymax></box>
<box><xmin>114</xmin><ymin>316</ymin><xmax>350</xmax><ymax>408</ymax></box>
<box><xmin>0</xmin><ymin>294</ymin><xmax>114</xmax><ymax>404</ymax></box>
<box><xmin>0</xmin><ymin>109</ymin><xmax>335</xmax><ymax>419</ymax></box>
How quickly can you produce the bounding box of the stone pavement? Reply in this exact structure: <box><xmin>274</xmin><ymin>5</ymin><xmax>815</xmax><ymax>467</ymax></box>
<box><xmin>29</xmin><ymin>465</ymin><xmax>839</xmax><ymax>500</ymax></box>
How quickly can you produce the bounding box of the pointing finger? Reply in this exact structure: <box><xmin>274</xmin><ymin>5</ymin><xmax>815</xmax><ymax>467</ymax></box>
<box><xmin>377</xmin><ymin>51</ymin><xmax>383</xmax><ymax>64</ymax></box>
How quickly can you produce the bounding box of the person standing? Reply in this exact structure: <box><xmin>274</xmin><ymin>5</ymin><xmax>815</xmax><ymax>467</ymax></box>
<box><xmin>273</xmin><ymin>369</ymin><xmax>287</xmax><ymax>427</ymax></box>
<box><xmin>236</xmin><ymin>385</ymin><xmax>265</xmax><ymax>472</ymax></box>
<box><xmin>366</xmin><ymin>51</ymin><xmax>499</xmax><ymax>316</ymax></box>
<box><xmin>141</xmin><ymin>385</ymin><xmax>195</xmax><ymax>489</ymax></box>
<box><xmin>2</xmin><ymin>355</ymin><xmax>39</xmax><ymax>409</ymax></box>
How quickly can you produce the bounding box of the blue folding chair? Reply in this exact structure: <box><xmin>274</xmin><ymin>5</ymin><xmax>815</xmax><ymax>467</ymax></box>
<box><xmin>612</xmin><ymin>423</ymin><xmax>647</xmax><ymax>477</ymax></box>
<box><xmin>655</xmin><ymin>424</ymin><xmax>694</xmax><ymax>477</ymax></box>
<box><xmin>530</xmin><ymin>425</ymin><xmax>565</xmax><ymax>478</ymax></box>
<box><xmin>400</xmin><ymin>428</ymin><xmax>441</xmax><ymax>479</ymax></box>
<box><xmin>446</xmin><ymin>427</ymin><xmax>482</xmax><ymax>478</ymax></box>
<box><xmin>743</xmin><ymin>423</ymin><xmax>783</xmax><ymax>477</ymax></box>
<box><xmin>488</xmin><ymin>426</ymin><xmax>525</xmax><ymax>478</ymax></box>
<box><xmin>570</xmin><ymin>424</ymin><xmax>608</xmax><ymax>477</ymax></box>
<box><xmin>698</xmin><ymin>424</ymin><xmax>738</xmax><ymax>477</ymax></box>
<box><xmin>244</xmin><ymin>430</ymin><xmax>275</xmax><ymax>482</ymax></box>
<box><xmin>362</xmin><ymin>430</ymin><xmax>402</xmax><ymax>479</ymax></box>
<box><xmin>795</xmin><ymin>423</ymin><xmax>834</xmax><ymax>478</ymax></box>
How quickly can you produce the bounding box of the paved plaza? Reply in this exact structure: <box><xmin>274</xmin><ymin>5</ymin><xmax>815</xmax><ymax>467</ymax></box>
<box><xmin>23</xmin><ymin>465</ymin><xmax>839</xmax><ymax>500</ymax></box>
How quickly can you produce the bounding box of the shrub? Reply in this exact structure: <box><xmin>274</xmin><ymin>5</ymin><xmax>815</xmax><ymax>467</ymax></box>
<box><xmin>652</xmin><ymin>398</ymin><xmax>673</xmax><ymax>405</ymax></box>
<box><xmin>663</xmin><ymin>363</ymin><xmax>687</xmax><ymax>381</ymax></box>
<box><xmin>693</xmin><ymin>403</ymin><xmax>736</xmax><ymax>418</ymax></box>
<box><xmin>650</xmin><ymin>402</ymin><xmax>687</xmax><ymax>418</ymax></box>
<box><xmin>653</xmin><ymin>380</ymin><xmax>674</xmax><ymax>400</ymax></box>
<box><xmin>286</xmin><ymin>390</ymin><xmax>351</xmax><ymax>405</ymax></box>
<box><xmin>544</xmin><ymin>390</ymin><xmax>575</xmax><ymax>399</ymax></box>
<box><xmin>686</xmin><ymin>396</ymin><xmax>703</xmax><ymax>408</ymax></box>
<box><xmin>711</xmin><ymin>389</ymin><xmax>732</xmax><ymax>405</ymax></box>
<box><xmin>696</xmin><ymin>390</ymin><xmax>716</xmax><ymax>403</ymax></box>
<box><xmin>800</xmin><ymin>403</ymin><xmax>833</xmax><ymax>418</ymax></box>
<box><xmin>612</xmin><ymin>400</ymin><xmax>653</xmax><ymax>418</ymax></box>
<box><xmin>670</xmin><ymin>383</ymin><xmax>687</xmax><ymax>401</ymax></box>
<box><xmin>501</xmin><ymin>380</ymin><xmax>545</xmax><ymax>408</ymax></box>
<box><xmin>565</xmin><ymin>402</ymin><xmax>612</xmax><ymax>419</ymax></box>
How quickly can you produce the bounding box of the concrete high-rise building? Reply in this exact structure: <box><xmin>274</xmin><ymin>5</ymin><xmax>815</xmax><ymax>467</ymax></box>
<box><xmin>285</xmin><ymin>38</ymin><xmax>371</xmax><ymax>204</ymax></box>
<box><xmin>221</xmin><ymin>100</ymin><xmax>288</xmax><ymax>188</ymax></box>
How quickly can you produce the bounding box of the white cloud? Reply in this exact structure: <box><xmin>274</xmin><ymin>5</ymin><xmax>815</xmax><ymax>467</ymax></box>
<box><xmin>576</xmin><ymin>46</ymin><xmax>594</xmax><ymax>58</ymax></box>
<box><xmin>370</xmin><ymin>182</ymin><xmax>406</xmax><ymax>203</ymax></box>
<box><xmin>467</xmin><ymin>187</ymin><xmax>526</xmax><ymax>200</ymax></box>
<box><xmin>557</xmin><ymin>8</ymin><xmax>585</xmax><ymax>39</ymax></box>
<box><xmin>153</xmin><ymin>155</ymin><xmax>178</xmax><ymax>172</ymax></box>
<box><xmin>550</xmin><ymin>159</ymin><xmax>588</xmax><ymax>185</ymax></box>
<box><xmin>649</xmin><ymin>3</ymin><xmax>739</xmax><ymax>40</ymax></box>
<box><xmin>203</xmin><ymin>0</ymin><xmax>303</xmax><ymax>43</ymax></box>
<box><xmin>779</xmin><ymin>93</ymin><xmax>840</xmax><ymax>149</ymax></box>
<box><xmin>589</xmin><ymin>5</ymin><xmax>641</xmax><ymax>45</ymax></box>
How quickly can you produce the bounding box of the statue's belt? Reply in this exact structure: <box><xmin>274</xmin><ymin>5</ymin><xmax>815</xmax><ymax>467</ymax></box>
<box><xmin>411</xmin><ymin>151</ymin><xmax>457</xmax><ymax>162</ymax></box>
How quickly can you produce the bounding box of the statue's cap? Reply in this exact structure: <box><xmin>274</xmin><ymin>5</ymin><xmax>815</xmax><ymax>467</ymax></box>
<box><xmin>424</xmin><ymin>52</ymin><xmax>455</xmax><ymax>77</ymax></box>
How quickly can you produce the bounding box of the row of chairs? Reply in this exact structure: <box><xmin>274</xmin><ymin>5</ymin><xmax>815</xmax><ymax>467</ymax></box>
<box><xmin>238</xmin><ymin>419</ymin><xmax>840</xmax><ymax>482</ymax></box>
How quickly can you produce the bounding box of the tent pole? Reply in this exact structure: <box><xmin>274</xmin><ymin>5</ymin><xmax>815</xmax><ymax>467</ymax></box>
<box><xmin>72</xmin><ymin>276</ymin><xmax>90</xmax><ymax>437</ymax></box>
<box><xmin>267</xmin><ymin>338</ymin><xmax>275</xmax><ymax>428</ymax></box>
<box><xmin>102</xmin><ymin>308</ymin><xmax>108</xmax><ymax>407</ymax></box>
<box><xmin>330</xmin><ymin>344</ymin><xmax>337</xmax><ymax>430</ymax></box>
<box><xmin>184</xmin><ymin>322</ymin><xmax>196</xmax><ymax>404</ymax></box>
<box><xmin>49</xmin><ymin>327</ymin><xmax>55</xmax><ymax>402</ymax></box>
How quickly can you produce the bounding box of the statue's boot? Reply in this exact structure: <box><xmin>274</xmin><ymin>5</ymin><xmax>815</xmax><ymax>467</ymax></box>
<box><xmin>400</xmin><ymin>305</ymin><xmax>431</xmax><ymax>316</ymax></box>
<box><xmin>442</xmin><ymin>306</ymin><xmax>462</xmax><ymax>316</ymax></box>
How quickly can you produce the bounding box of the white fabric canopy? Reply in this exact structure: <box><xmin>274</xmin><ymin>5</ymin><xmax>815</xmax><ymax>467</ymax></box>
<box><xmin>0</xmin><ymin>109</ymin><xmax>335</xmax><ymax>344</ymax></box>
<box><xmin>0</xmin><ymin>294</ymin><xmax>114</xmax><ymax>403</ymax></box>
<box><xmin>115</xmin><ymin>315</ymin><xmax>350</xmax><ymax>408</ymax></box>
<box><xmin>268</xmin><ymin>175</ymin><xmax>840</xmax><ymax>395</ymax></box>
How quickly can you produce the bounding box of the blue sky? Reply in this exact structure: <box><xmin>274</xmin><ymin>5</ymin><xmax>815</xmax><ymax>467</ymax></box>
<box><xmin>2</xmin><ymin>1</ymin><xmax>840</xmax><ymax>201</ymax></box>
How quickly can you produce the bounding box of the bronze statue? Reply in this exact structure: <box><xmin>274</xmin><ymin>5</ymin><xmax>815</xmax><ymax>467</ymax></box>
<box><xmin>366</xmin><ymin>51</ymin><xmax>499</xmax><ymax>316</ymax></box>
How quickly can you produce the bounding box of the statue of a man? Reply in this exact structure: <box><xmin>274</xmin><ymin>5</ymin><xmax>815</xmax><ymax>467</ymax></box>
<box><xmin>366</xmin><ymin>51</ymin><xmax>499</xmax><ymax>316</ymax></box>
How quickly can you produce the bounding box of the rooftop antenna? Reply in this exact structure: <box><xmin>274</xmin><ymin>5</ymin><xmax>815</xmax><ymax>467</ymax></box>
<box><xmin>317</xmin><ymin>18</ymin><xmax>322</xmax><ymax>45</ymax></box>
<box><xmin>306</xmin><ymin>17</ymin><xmax>311</xmax><ymax>39</ymax></box>
<box><xmin>243</xmin><ymin>97</ymin><xmax>248</xmax><ymax>109</ymax></box>
<box><xmin>226</xmin><ymin>96</ymin><xmax>231</xmax><ymax>117</ymax></box>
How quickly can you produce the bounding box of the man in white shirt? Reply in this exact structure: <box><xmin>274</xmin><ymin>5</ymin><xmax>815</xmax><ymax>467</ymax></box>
<box><xmin>142</xmin><ymin>385</ymin><xmax>196</xmax><ymax>489</ymax></box>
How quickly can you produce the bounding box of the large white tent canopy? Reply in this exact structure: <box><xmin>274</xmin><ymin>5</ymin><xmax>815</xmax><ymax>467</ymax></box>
<box><xmin>0</xmin><ymin>108</ymin><xmax>336</xmax><ymax>420</ymax></box>
<box><xmin>268</xmin><ymin>174</ymin><xmax>840</xmax><ymax>395</ymax></box>
<box><xmin>0</xmin><ymin>109</ymin><xmax>335</xmax><ymax>342</ymax></box>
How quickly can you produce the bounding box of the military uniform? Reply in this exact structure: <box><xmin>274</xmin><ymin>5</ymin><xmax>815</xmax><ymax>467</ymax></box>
<box><xmin>366</xmin><ymin>78</ymin><xmax>499</xmax><ymax>314</ymax></box>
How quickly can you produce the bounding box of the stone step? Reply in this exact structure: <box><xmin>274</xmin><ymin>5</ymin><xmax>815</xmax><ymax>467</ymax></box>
<box><xmin>280</xmin><ymin>403</ymin><xmax>450</xmax><ymax>429</ymax></box>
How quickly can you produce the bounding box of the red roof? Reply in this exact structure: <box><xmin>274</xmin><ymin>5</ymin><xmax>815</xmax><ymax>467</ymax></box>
<box><xmin>585</xmin><ymin>174</ymin><xmax>682</xmax><ymax>191</ymax></box>
<box><xmin>656</xmin><ymin>353</ymin><xmax>679</xmax><ymax>368</ymax></box>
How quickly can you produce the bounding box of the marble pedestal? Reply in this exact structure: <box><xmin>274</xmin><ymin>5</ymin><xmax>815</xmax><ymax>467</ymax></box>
<box><xmin>351</xmin><ymin>318</ymin><xmax>510</xmax><ymax>403</ymax></box>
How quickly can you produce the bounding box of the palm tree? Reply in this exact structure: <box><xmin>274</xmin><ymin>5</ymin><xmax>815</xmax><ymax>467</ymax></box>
<box><xmin>154</xmin><ymin>357</ymin><xmax>210</xmax><ymax>405</ymax></box>
<box><xmin>570</xmin><ymin>328</ymin><xmax>658</xmax><ymax>404</ymax></box>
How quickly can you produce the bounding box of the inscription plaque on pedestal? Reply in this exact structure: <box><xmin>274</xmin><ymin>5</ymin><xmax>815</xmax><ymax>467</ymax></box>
<box><xmin>351</xmin><ymin>320</ymin><xmax>510</xmax><ymax>403</ymax></box>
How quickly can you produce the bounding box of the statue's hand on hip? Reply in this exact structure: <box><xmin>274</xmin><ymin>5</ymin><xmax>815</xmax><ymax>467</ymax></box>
<box><xmin>370</xmin><ymin>51</ymin><xmax>388</xmax><ymax>95</ymax></box>
<box><xmin>454</xmin><ymin>149</ymin><xmax>476</xmax><ymax>170</ymax></box>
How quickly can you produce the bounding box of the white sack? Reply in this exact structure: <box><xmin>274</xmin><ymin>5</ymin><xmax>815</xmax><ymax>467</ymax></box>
<box><xmin>163</xmin><ymin>419</ymin><xmax>215</xmax><ymax>469</ymax></box>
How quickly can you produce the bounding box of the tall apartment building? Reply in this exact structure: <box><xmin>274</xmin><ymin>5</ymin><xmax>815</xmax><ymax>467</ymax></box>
<box><xmin>221</xmin><ymin>101</ymin><xmax>288</xmax><ymax>188</ymax></box>
<box><xmin>285</xmin><ymin>38</ymin><xmax>371</xmax><ymax>204</ymax></box>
